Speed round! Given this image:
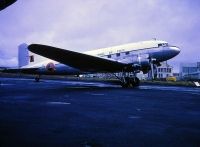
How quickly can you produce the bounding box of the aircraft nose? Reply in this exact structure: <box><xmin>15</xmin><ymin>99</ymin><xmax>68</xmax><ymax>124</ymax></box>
<box><xmin>169</xmin><ymin>46</ymin><xmax>181</xmax><ymax>56</ymax></box>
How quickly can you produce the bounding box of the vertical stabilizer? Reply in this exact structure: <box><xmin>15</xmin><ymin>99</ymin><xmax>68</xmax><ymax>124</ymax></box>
<box><xmin>18</xmin><ymin>43</ymin><xmax>50</xmax><ymax>68</ymax></box>
<box><xmin>18</xmin><ymin>43</ymin><xmax>29</xmax><ymax>68</ymax></box>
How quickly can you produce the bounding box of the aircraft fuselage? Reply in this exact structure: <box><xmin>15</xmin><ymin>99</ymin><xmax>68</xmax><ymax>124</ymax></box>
<box><xmin>21</xmin><ymin>40</ymin><xmax>180</xmax><ymax>75</ymax></box>
<box><xmin>33</xmin><ymin>40</ymin><xmax>180</xmax><ymax>75</ymax></box>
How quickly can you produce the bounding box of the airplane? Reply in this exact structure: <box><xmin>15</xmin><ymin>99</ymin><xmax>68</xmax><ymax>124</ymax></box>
<box><xmin>3</xmin><ymin>39</ymin><xmax>180</xmax><ymax>88</ymax></box>
<box><xmin>0</xmin><ymin>0</ymin><xmax>17</xmax><ymax>11</ymax></box>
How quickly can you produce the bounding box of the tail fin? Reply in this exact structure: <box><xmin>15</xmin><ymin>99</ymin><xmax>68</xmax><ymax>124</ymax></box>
<box><xmin>18</xmin><ymin>43</ymin><xmax>29</xmax><ymax>68</ymax></box>
<box><xmin>18</xmin><ymin>43</ymin><xmax>48</xmax><ymax>68</ymax></box>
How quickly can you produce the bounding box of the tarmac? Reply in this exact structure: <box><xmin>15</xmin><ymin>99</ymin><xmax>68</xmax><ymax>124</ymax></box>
<box><xmin>0</xmin><ymin>77</ymin><xmax>200</xmax><ymax>147</ymax></box>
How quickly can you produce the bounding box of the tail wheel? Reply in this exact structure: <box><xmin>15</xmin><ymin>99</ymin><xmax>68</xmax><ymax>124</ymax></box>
<box><xmin>35</xmin><ymin>75</ymin><xmax>40</xmax><ymax>82</ymax></box>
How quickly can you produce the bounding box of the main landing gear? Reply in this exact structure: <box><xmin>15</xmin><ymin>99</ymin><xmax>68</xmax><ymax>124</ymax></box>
<box><xmin>120</xmin><ymin>77</ymin><xmax>140</xmax><ymax>88</ymax></box>
<box><xmin>113</xmin><ymin>72</ymin><xmax>140</xmax><ymax>88</ymax></box>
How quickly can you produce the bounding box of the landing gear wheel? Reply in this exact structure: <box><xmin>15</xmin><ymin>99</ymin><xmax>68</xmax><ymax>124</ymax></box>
<box><xmin>121</xmin><ymin>77</ymin><xmax>140</xmax><ymax>88</ymax></box>
<box><xmin>121</xmin><ymin>82</ymin><xmax>129</xmax><ymax>88</ymax></box>
<box><xmin>133</xmin><ymin>77</ymin><xmax>140</xmax><ymax>87</ymax></box>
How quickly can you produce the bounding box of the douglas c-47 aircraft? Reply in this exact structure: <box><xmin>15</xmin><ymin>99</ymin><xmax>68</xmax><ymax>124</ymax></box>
<box><xmin>4</xmin><ymin>40</ymin><xmax>180</xmax><ymax>88</ymax></box>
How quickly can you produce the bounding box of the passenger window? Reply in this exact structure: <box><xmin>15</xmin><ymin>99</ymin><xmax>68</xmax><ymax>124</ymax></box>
<box><xmin>107</xmin><ymin>55</ymin><xmax>111</xmax><ymax>58</ymax></box>
<box><xmin>116</xmin><ymin>53</ymin><xmax>120</xmax><ymax>57</ymax></box>
<box><xmin>125</xmin><ymin>51</ymin><xmax>129</xmax><ymax>55</ymax></box>
<box><xmin>158</xmin><ymin>44</ymin><xmax>162</xmax><ymax>47</ymax></box>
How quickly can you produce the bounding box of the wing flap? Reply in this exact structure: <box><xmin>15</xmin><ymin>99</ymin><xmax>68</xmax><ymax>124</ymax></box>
<box><xmin>28</xmin><ymin>44</ymin><xmax>127</xmax><ymax>72</ymax></box>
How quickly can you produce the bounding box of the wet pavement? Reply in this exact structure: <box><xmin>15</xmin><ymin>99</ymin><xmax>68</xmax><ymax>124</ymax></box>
<box><xmin>0</xmin><ymin>77</ymin><xmax>200</xmax><ymax>147</ymax></box>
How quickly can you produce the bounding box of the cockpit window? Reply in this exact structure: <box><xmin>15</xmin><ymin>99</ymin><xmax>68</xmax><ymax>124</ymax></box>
<box><xmin>158</xmin><ymin>43</ymin><xmax>168</xmax><ymax>47</ymax></box>
<box><xmin>107</xmin><ymin>55</ymin><xmax>111</xmax><ymax>58</ymax></box>
<box><xmin>163</xmin><ymin>43</ymin><xmax>168</xmax><ymax>47</ymax></box>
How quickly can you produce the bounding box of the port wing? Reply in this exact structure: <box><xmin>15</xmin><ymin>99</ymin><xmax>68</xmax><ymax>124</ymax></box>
<box><xmin>28</xmin><ymin>44</ymin><xmax>128</xmax><ymax>73</ymax></box>
<box><xmin>0</xmin><ymin>0</ymin><xmax>17</xmax><ymax>11</ymax></box>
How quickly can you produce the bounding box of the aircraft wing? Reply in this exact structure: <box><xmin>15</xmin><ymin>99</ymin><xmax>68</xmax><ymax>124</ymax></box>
<box><xmin>28</xmin><ymin>44</ymin><xmax>128</xmax><ymax>72</ymax></box>
<box><xmin>0</xmin><ymin>0</ymin><xmax>17</xmax><ymax>11</ymax></box>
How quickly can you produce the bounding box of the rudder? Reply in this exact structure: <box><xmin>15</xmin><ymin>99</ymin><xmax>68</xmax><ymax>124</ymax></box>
<box><xmin>18</xmin><ymin>43</ymin><xmax>49</xmax><ymax>68</ymax></box>
<box><xmin>18</xmin><ymin>43</ymin><xmax>29</xmax><ymax>68</ymax></box>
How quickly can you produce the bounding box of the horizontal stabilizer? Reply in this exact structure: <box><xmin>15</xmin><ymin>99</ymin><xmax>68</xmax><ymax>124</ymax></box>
<box><xmin>2</xmin><ymin>67</ymin><xmax>39</xmax><ymax>74</ymax></box>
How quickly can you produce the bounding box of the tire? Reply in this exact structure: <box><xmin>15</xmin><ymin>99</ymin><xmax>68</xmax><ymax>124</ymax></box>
<box><xmin>35</xmin><ymin>76</ymin><xmax>40</xmax><ymax>82</ymax></box>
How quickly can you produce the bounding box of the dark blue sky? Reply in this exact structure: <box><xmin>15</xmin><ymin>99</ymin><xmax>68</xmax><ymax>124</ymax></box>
<box><xmin>0</xmin><ymin>0</ymin><xmax>200</xmax><ymax>71</ymax></box>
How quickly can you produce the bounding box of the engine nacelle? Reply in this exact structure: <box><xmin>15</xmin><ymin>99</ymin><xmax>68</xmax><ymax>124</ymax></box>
<box><xmin>132</xmin><ymin>56</ymin><xmax>150</xmax><ymax>68</ymax></box>
<box><xmin>46</xmin><ymin>62</ymin><xmax>56</xmax><ymax>72</ymax></box>
<box><xmin>131</xmin><ymin>55</ymin><xmax>154</xmax><ymax>74</ymax></box>
<box><xmin>137</xmin><ymin>57</ymin><xmax>150</xmax><ymax>67</ymax></box>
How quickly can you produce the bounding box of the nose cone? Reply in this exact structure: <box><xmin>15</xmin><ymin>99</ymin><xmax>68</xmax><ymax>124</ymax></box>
<box><xmin>169</xmin><ymin>46</ymin><xmax>181</xmax><ymax>56</ymax></box>
<box><xmin>162</xmin><ymin>46</ymin><xmax>181</xmax><ymax>61</ymax></box>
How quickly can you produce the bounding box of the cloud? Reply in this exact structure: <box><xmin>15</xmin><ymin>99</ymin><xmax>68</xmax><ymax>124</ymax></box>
<box><xmin>0</xmin><ymin>57</ymin><xmax>17</xmax><ymax>67</ymax></box>
<box><xmin>0</xmin><ymin>0</ymin><xmax>199</xmax><ymax>70</ymax></box>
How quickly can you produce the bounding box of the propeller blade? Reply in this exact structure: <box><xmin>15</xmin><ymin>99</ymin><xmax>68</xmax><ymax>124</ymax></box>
<box><xmin>150</xmin><ymin>63</ymin><xmax>154</xmax><ymax>80</ymax></box>
<box><xmin>149</xmin><ymin>58</ymin><xmax>156</xmax><ymax>80</ymax></box>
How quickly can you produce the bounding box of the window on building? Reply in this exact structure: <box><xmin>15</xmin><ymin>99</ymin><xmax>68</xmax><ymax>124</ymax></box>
<box><xmin>197</xmin><ymin>62</ymin><xmax>200</xmax><ymax>68</ymax></box>
<box><xmin>162</xmin><ymin>68</ymin><xmax>165</xmax><ymax>72</ymax></box>
<box><xmin>29</xmin><ymin>55</ymin><xmax>34</xmax><ymax>62</ymax></box>
<box><xmin>183</xmin><ymin>67</ymin><xmax>188</xmax><ymax>73</ymax></box>
<box><xmin>183</xmin><ymin>67</ymin><xmax>197</xmax><ymax>73</ymax></box>
<box><xmin>190</xmin><ymin>67</ymin><xmax>197</xmax><ymax>73</ymax></box>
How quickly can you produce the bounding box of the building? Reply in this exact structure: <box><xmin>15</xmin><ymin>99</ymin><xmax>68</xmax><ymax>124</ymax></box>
<box><xmin>157</xmin><ymin>61</ymin><xmax>173</xmax><ymax>78</ymax></box>
<box><xmin>148</xmin><ymin>61</ymin><xmax>173</xmax><ymax>79</ymax></box>
<box><xmin>180</xmin><ymin>62</ymin><xmax>200</xmax><ymax>80</ymax></box>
